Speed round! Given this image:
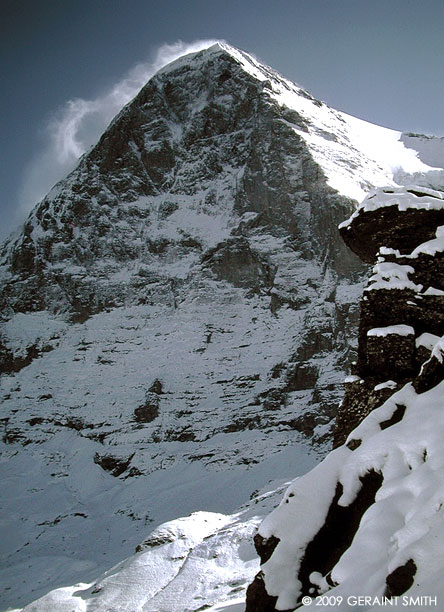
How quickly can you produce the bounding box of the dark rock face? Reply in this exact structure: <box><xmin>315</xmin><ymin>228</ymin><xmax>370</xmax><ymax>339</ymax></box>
<box><xmin>93</xmin><ymin>453</ymin><xmax>134</xmax><ymax>477</ymax></box>
<box><xmin>297</xmin><ymin>470</ymin><xmax>383</xmax><ymax>600</ymax></box>
<box><xmin>148</xmin><ymin>379</ymin><xmax>163</xmax><ymax>395</ymax></box>
<box><xmin>134</xmin><ymin>388</ymin><xmax>161</xmax><ymax>423</ymax></box>
<box><xmin>379</xmin><ymin>404</ymin><xmax>406</xmax><ymax>430</ymax></box>
<box><xmin>246</xmin><ymin>573</ymin><xmax>280</xmax><ymax>612</ymax></box>
<box><xmin>340</xmin><ymin>199</ymin><xmax>444</xmax><ymax>263</ymax></box>
<box><xmin>284</xmin><ymin>363</ymin><xmax>319</xmax><ymax>391</ymax></box>
<box><xmin>246</xmin><ymin>534</ymin><xmax>282</xmax><ymax>612</ymax></box>
<box><xmin>413</xmin><ymin>351</ymin><xmax>444</xmax><ymax>393</ymax></box>
<box><xmin>245</xmin><ymin>470</ymin><xmax>384</xmax><ymax>612</ymax></box>
<box><xmin>201</xmin><ymin>237</ymin><xmax>275</xmax><ymax>291</ymax></box>
<box><xmin>385</xmin><ymin>559</ymin><xmax>417</xmax><ymax>598</ymax></box>
<box><xmin>336</xmin><ymin>379</ymin><xmax>401</xmax><ymax>447</ymax></box>
<box><xmin>366</xmin><ymin>332</ymin><xmax>415</xmax><ymax>379</ymax></box>
<box><xmin>135</xmin><ymin>531</ymin><xmax>175</xmax><ymax>553</ymax></box>
<box><xmin>0</xmin><ymin>341</ymin><xmax>45</xmax><ymax>374</ymax></box>
<box><xmin>253</xmin><ymin>533</ymin><xmax>280</xmax><ymax>564</ymax></box>
<box><xmin>134</xmin><ymin>401</ymin><xmax>159</xmax><ymax>423</ymax></box>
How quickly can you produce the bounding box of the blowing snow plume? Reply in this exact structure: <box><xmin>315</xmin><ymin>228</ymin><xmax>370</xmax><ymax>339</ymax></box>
<box><xmin>17</xmin><ymin>39</ymin><xmax>221</xmax><ymax>221</ymax></box>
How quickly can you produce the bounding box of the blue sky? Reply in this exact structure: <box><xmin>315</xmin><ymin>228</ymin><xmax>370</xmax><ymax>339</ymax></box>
<box><xmin>2</xmin><ymin>0</ymin><xmax>444</xmax><ymax>240</ymax></box>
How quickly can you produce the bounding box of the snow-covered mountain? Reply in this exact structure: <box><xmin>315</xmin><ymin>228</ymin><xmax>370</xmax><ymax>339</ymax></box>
<box><xmin>1</xmin><ymin>43</ymin><xmax>443</xmax><ymax>611</ymax></box>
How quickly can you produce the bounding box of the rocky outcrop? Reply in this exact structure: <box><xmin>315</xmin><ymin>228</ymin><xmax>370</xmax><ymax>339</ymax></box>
<box><xmin>335</xmin><ymin>186</ymin><xmax>444</xmax><ymax>446</ymax></box>
<box><xmin>246</xmin><ymin>186</ymin><xmax>444</xmax><ymax>611</ymax></box>
<box><xmin>201</xmin><ymin>236</ymin><xmax>275</xmax><ymax>291</ymax></box>
<box><xmin>339</xmin><ymin>187</ymin><xmax>444</xmax><ymax>263</ymax></box>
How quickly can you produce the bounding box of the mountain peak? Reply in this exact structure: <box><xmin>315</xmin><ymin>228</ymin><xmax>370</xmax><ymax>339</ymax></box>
<box><xmin>155</xmin><ymin>40</ymin><xmax>239</xmax><ymax>74</ymax></box>
<box><xmin>154</xmin><ymin>40</ymin><xmax>288</xmax><ymax>88</ymax></box>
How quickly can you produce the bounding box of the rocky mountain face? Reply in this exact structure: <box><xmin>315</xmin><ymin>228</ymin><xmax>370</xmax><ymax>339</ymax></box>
<box><xmin>0</xmin><ymin>45</ymin><xmax>362</xmax><ymax>319</ymax></box>
<box><xmin>1</xmin><ymin>43</ymin><xmax>443</xmax><ymax>611</ymax></box>
<box><xmin>246</xmin><ymin>185</ymin><xmax>444</xmax><ymax>611</ymax></box>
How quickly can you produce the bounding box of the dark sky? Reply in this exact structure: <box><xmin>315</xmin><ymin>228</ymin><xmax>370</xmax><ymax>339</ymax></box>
<box><xmin>2</xmin><ymin>0</ymin><xmax>444</xmax><ymax>240</ymax></box>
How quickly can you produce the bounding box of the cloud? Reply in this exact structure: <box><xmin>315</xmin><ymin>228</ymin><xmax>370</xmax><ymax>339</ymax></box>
<box><xmin>18</xmin><ymin>39</ymin><xmax>221</xmax><ymax>217</ymax></box>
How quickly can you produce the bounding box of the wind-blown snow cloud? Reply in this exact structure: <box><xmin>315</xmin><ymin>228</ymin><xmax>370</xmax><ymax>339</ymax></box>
<box><xmin>18</xmin><ymin>39</ymin><xmax>221</xmax><ymax>216</ymax></box>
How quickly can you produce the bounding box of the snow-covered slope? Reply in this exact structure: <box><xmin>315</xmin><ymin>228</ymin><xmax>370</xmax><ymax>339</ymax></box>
<box><xmin>7</xmin><ymin>482</ymin><xmax>289</xmax><ymax>612</ymax></box>
<box><xmin>401</xmin><ymin>132</ymin><xmax>444</xmax><ymax>170</ymax></box>
<box><xmin>253</xmin><ymin>380</ymin><xmax>444</xmax><ymax>611</ymax></box>
<box><xmin>1</xmin><ymin>43</ymin><xmax>443</xmax><ymax>611</ymax></box>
